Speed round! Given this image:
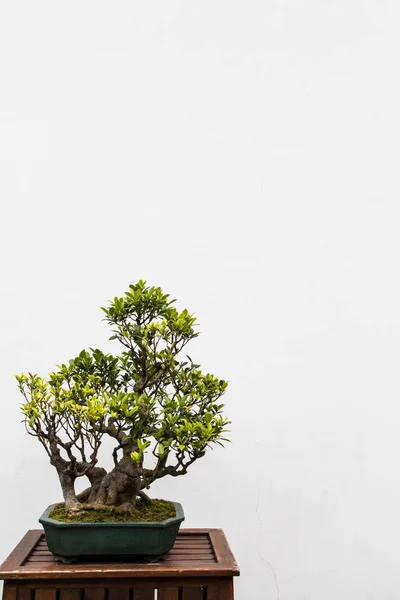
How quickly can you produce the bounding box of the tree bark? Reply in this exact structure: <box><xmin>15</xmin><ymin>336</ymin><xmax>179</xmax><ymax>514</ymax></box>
<box><xmin>74</xmin><ymin>442</ymin><xmax>143</xmax><ymax>511</ymax></box>
<box><xmin>76</xmin><ymin>466</ymin><xmax>108</xmax><ymax>503</ymax></box>
<box><xmin>90</xmin><ymin>454</ymin><xmax>141</xmax><ymax>509</ymax></box>
<box><xmin>58</xmin><ymin>472</ymin><xmax>80</xmax><ymax>513</ymax></box>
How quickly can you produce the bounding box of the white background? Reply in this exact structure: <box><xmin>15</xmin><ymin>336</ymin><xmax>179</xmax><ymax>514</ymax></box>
<box><xmin>1</xmin><ymin>1</ymin><xmax>400</xmax><ymax>598</ymax></box>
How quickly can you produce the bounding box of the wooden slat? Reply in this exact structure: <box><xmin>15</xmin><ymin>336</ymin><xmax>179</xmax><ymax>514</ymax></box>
<box><xmin>174</xmin><ymin>539</ymin><xmax>208</xmax><ymax>544</ymax></box>
<box><xmin>174</xmin><ymin>543</ymin><xmax>208</xmax><ymax>547</ymax></box>
<box><xmin>203</xmin><ymin>585</ymin><xmax>218</xmax><ymax>600</ymax></box>
<box><xmin>84</xmin><ymin>588</ymin><xmax>105</xmax><ymax>600</ymax></box>
<box><xmin>60</xmin><ymin>589</ymin><xmax>82</xmax><ymax>600</ymax></box>
<box><xmin>133</xmin><ymin>587</ymin><xmax>154</xmax><ymax>600</ymax></box>
<box><xmin>158</xmin><ymin>588</ymin><xmax>179</xmax><ymax>600</ymax></box>
<box><xmin>3</xmin><ymin>583</ymin><xmax>17</xmax><ymax>600</ymax></box>
<box><xmin>181</xmin><ymin>588</ymin><xmax>203</xmax><ymax>600</ymax></box>
<box><xmin>17</xmin><ymin>588</ymin><xmax>32</xmax><ymax>600</ymax></box>
<box><xmin>164</xmin><ymin>556</ymin><xmax>214</xmax><ymax>561</ymax></box>
<box><xmin>173</xmin><ymin>543</ymin><xmax>210</xmax><ymax>547</ymax></box>
<box><xmin>168</xmin><ymin>550</ymin><xmax>213</xmax><ymax>556</ymax></box>
<box><xmin>25</xmin><ymin>558</ymin><xmax>53</xmax><ymax>563</ymax></box>
<box><xmin>215</xmin><ymin>580</ymin><xmax>233</xmax><ymax>600</ymax></box>
<box><xmin>176</xmin><ymin>539</ymin><xmax>208</xmax><ymax>543</ymax></box>
<box><xmin>34</xmin><ymin>590</ymin><xmax>57</xmax><ymax>600</ymax></box>
<box><xmin>108</xmin><ymin>588</ymin><xmax>130</xmax><ymax>600</ymax></box>
<box><xmin>177</xmin><ymin>533</ymin><xmax>209</xmax><ymax>536</ymax></box>
<box><xmin>1</xmin><ymin>531</ymin><xmax>44</xmax><ymax>570</ymax></box>
<box><xmin>36</xmin><ymin>543</ymin><xmax>210</xmax><ymax>551</ymax></box>
<box><xmin>171</xmin><ymin>548</ymin><xmax>210</xmax><ymax>552</ymax></box>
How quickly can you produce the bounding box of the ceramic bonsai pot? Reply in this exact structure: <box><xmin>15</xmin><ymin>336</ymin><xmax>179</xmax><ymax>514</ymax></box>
<box><xmin>39</xmin><ymin>502</ymin><xmax>185</xmax><ymax>563</ymax></box>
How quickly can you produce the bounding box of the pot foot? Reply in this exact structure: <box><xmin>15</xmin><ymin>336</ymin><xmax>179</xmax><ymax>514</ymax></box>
<box><xmin>143</xmin><ymin>554</ymin><xmax>167</xmax><ymax>563</ymax></box>
<box><xmin>53</xmin><ymin>554</ymin><xmax>78</xmax><ymax>564</ymax></box>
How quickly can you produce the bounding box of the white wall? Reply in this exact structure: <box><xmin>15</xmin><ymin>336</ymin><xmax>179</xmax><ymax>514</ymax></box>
<box><xmin>1</xmin><ymin>1</ymin><xmax>400</xmax><ymax>598</ymax></box>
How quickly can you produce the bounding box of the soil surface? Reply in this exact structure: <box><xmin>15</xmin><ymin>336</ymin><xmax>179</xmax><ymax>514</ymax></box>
<box><xmin>49</xmin><ymin>499</ymin><xmax>176</xmax><ymax>523</ymax></box>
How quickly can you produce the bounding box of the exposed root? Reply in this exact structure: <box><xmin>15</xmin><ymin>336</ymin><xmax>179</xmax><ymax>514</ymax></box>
<box><xmin>138</xmin><ymin>490</ymin><xmax>151</xmax><ymax>502</ymax></box>
<box><xmin>73</xmin><ymin>489</ymin><xmax>151</xmax><ymax>515</ymax></box>
<box><xmin>76</xmin><ymin>489</ymin><xmax>90</xmax><ymax>502</ymax></box>
<box><xmin>65</xmin><ymin>499</ymin><xmax>145</xmax><ymax>518</ymax></box>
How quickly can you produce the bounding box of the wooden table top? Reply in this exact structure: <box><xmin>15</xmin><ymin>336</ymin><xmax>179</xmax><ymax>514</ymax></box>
<box><xmin>0</xmin><ymin>529</ymin><xmax>239</xmax><ymax>580</ymax></box>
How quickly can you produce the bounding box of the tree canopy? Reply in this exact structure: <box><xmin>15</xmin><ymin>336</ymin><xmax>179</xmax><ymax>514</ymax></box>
<box><xmin>16</xmin><ymin>281</ymin><xmax>230</xmax><ymax>515</ymax></box>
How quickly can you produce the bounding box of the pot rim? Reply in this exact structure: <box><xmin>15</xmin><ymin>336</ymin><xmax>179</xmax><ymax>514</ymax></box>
<box><xmin>39</xmin><ymin>501</ymin><xmax>185</xmax><ymax>529</ymax></box>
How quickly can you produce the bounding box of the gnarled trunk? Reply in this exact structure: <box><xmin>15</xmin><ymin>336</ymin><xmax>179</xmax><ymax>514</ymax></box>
<box><xmin>73</xmin><ymin>446</ymin><xmax>144</xmax><ymax>514</ymax></box>
<box><xmin>55</xmin><ymin>440</ymin><xmax>146</xmax><ymax>516</ymax></box>
<box><xmin>90</xmin><ymin>454</ymin><xmax>141</xmax><ymax>510</ymax></box>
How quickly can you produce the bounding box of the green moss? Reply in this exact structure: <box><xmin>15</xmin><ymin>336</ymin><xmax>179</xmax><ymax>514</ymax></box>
<box><xmin>49</xmin><ymin>499</ymin><xmax>176</xmax><ymax>523</ymax></box>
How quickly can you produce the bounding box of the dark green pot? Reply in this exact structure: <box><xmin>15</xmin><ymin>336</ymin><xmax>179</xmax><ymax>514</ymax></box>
<box><xmin>39</xmin><ymin>502</ymin><xmax>185</xmax><ymax>563</ymax></box>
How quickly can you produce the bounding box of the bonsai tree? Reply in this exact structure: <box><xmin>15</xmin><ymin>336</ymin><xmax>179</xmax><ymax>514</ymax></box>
<box><xmin>16</xmin><ymin>281</ymin><xmax>229</xmax><ymax>517</ymax></box>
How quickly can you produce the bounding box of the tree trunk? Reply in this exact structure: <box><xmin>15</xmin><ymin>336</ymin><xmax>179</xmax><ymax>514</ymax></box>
<box><xmin>90</xmin><ymin>454</ymin><xmax>141</xmax><ymax>510</ymax></box>
<box><xmin>76</xmin><ymin>466</ymin><xmax>108</xmax><ymax>503</ymax></box>
<box><xmin>58</xmin><ymin>445</ymin><xmax>144</xmax><ymax>514</ymax></box>
<box><xmin>58</xmin><ymin>472</ymin><xmax>80</xmax><ymax>514</ymax></box>
<box><xmin>86</xmin><ymin>466</ymin><xmax>108</xmax><ymax>503</ymax></box>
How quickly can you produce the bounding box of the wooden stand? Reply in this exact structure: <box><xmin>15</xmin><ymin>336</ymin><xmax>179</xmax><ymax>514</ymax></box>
<box><xmin>0</xmin><ymin>529</ymin><xmax>239</xmax><ymax>600</ymax></box>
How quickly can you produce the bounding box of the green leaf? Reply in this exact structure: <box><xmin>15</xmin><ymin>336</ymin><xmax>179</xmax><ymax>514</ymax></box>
<box><xmin>130</xmin><ymin>451</ymin><xmax>141</xmax><ymax>464</ymax></box>
<box><xmin>157</xmin><ymin>443</ymin><xmax>165</xmax><ymax>456</ymax></box>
